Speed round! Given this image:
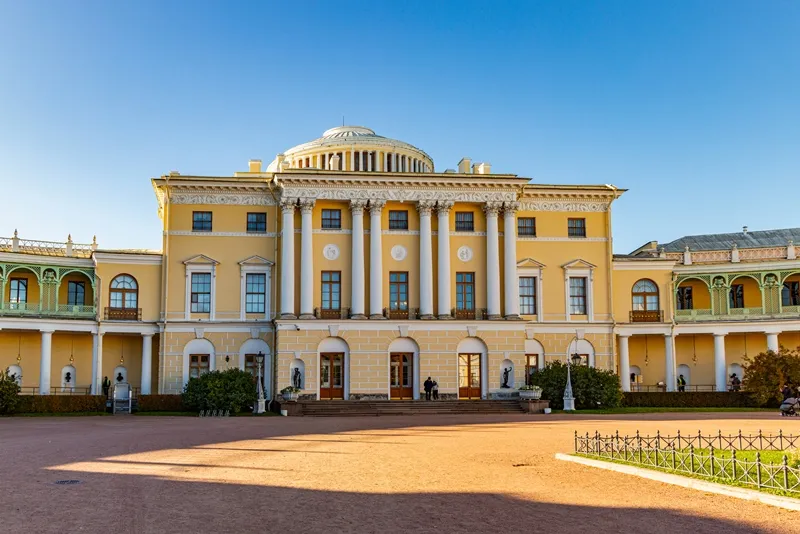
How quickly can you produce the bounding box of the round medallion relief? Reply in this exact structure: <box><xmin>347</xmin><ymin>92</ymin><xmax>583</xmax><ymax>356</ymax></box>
<box><xmin>391</xmin><ymin>245</ymin><xmax>407</xmax><ymax>261</ymax></box>
<box><xmin>457</xmin><ymin>245</ymin><xmax>473</xmax><ymax>262</ymax></box>
<box><xmin>323</xmin><ymin>244</ymin><xmax>340</xmax><ymax>261</ymax></box>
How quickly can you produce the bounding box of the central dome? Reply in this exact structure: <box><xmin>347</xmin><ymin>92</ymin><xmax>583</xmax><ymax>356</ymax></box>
<box><xmin>267</xmin><ymin>126</ymin><xmax>433</xmax><ymax>173</ymax></box>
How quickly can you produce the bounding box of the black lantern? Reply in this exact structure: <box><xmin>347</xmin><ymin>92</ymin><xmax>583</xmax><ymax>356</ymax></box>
<box><xmin>255</xmin><ymin>351</ymin><xmax>265</xmax><ymax>366</ymax></box>
<box><xmin>571</xmin><ymin>353</ymin><xmax>582</xmax><ymax>367</ymax></box>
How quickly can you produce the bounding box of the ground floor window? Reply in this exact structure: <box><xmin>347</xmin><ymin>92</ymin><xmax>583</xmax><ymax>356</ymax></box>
<box><xmin>189</xmin><ymin>354</ymin><xmax>210</xmax><ymax>378</ymax></box>
<box><xmin>525</xmin><ymin>354</ymin><xmax>539</xmax><ymax>385</ymax></box>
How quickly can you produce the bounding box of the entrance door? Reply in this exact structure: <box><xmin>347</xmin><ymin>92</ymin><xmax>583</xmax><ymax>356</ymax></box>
<box><xmin>458</xmin><ymin>353</ymin><xmax>482</xmax><ymax>399</ymax></box>
<box><xmin>319</xmin><ymin>353</ymin><xmax>344</xmax><ymax>400</ymax></box>
<box><xmin>390</xmin><ymin>353</ymin><xmax>413</xmax><ymax>399</ymax></box>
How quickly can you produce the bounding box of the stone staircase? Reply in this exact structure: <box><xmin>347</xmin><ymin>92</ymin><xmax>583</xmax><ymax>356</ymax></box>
<box><xmin>297</xmin><ymin>400</ymin><xmax>526</xmax><ymax>417</ymax></box>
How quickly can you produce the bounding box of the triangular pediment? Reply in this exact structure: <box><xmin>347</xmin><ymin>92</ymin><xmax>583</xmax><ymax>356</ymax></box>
<box><xmin>561</xmin><ymin>259</ymin><xmax>596</xmax><ymax>270</ymax></box>
<box><xmin>183</xmin><ymin>254</ymin><xmax>219</xmax><ymax>265</ymax></box>
<box><xmin>238</xmin><ymin>255</ymin><xmax>274</xmax><ymax>266</ymax></box>
<box><xmin>517</xmin><ymin>257</ymin><xmax>546</xmax><ymax>269</ymax></box>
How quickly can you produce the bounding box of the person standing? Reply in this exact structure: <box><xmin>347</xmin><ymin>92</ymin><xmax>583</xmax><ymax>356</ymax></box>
<box><xmin>102</xmin><ymin>376</ymin><xmax>111</xmax><ymax>397</ymax></box>
<box><xmin>432</xmin><ymin>380</ymin><xmax>439</xmax><ymax>400</ymax></box>
<box><xmin>423</xmin><ymin>376</ymin><xmax>433</xmax><ymax>401</ymax></box>
<box><xmin>677</xmin><ymin>374</ymin><xmax>686</xmax><ymax>392</ymax></box>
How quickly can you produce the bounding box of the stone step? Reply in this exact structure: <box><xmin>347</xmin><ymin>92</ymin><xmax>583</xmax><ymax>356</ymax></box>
<box><xmin>296</xmin><ymin>400</ymin><xmax>526</xmax><ymax>417</ymax></box>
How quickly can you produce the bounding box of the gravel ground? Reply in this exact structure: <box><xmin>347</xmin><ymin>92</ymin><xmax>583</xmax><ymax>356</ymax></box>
<box><xmin>0</xmin><ymin>412</ymin><xmax>798</xmax><ymax>533</ymax></box>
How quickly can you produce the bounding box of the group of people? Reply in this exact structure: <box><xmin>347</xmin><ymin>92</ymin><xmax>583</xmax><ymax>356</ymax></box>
<box><xmin>781</xmin><ymin>383</ymin><xmax>800</xmax><ymax>400</ymax></box>
<box><xmin>423</xmin><ymin>377</ymin><xmax>439</xmax><ymax>400</ymax></box>
<box><xmin>674</xmin><ymin>372</ymin><xmax>741</xmax><ymax>392</ymax></box>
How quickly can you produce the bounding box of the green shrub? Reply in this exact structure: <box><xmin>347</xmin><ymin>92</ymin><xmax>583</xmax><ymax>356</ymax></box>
<box><xmin>182</xmin><ymin>368</ymin><xmax>256</xmax><ymax>413</ymax></box>
<box><xmin>529</xmin><ymin>361</ymin><xmax>623</xmax><ymax>410</ymax></box>
<box><xmin>622</xmin><ymin>392</ymin><xmax>758</xmax><ymax>408</ymax></box>
<box><xmin>0</xmin><ymin>369</ymin><xmax>21</xmax><ymax>414</ymax></box>
<box><xmin>742</xmin><ymin>347</ymin><xmax>800</xmax><ymax>407</ymax></box>
<box><xmin>138</xmin><ymin>395</ymin><xmax>187</xmax><ymax>412</ymax></box>
<box><xmin>13</xmin><ymin>395</ymin><xmax>106</xmax><ymax>414</ymax></box>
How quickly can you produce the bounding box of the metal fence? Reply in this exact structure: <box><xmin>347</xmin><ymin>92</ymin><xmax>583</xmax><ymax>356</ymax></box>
<box><xmin>575</xmin><ymin>431</ymin><xmax>800</xmax><ymax>494</ymax></box>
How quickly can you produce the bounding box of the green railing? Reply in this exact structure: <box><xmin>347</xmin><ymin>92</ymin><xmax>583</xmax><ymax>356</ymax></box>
<box><xmin>0</xmin><ymin>302</ymin><xmax>96</xmax><ymax>319</ymax></box>
<box><xmin>675</xmin><ymin>307</ymin><xmax>800</xmax><ymax>322</ymax></box>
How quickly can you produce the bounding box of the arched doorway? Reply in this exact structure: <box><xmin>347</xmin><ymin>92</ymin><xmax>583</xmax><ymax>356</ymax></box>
<box><xmin>318</xmin><ymin>337</ymin><xmax>349</xmax><ymax>400</ymax></box>
<box><xmin>182</xmin><ymin>338</ymin><xmax>215</xmax><ymax>386</ymax></box>
<box><xmin>239</xmin><ymin>338</ymin><xmax>271</xmax><ymax>399</ymax></box>
<box><xmin>457</xmin><ymin>337</ymin><xmax>487</xmax><ymax>400</ymax></box>
<box><xmin>388</xmin><ymin>337</ymin><xmax>419</xmax><ymax>400</ymax></box>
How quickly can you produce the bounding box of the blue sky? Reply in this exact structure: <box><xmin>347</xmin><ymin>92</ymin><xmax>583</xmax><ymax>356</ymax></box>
<box><xmin>1</xmin><ymin>1</ymin><xmax>798</xmax><ymax>253</ymax></box>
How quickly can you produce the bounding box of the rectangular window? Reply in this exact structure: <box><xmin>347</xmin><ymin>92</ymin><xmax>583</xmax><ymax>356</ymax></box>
<box><xmin>677</xmin><ymin>287</ymin><xmax>694</xmax><ymax>310</ymax></box>
<box><xmin>388</xmin><ymin>210</ymin><xmax>408</xmax><ymax>230</ymax></box>
<box><xmin>321</xmin><ymin>209</ymin><xmax>341</xmax><ymax>229</ymax></box>
<box><xmin>456</xmin><ymin>272</ymin><xmax>475</xmax><ymax>310</ymax></box>
<box><xmin>389</xmin><ymin>272</ymin><xmax>409</xmax><ymax>311</ymax></box>
<box><xmin>246</xmin><ymin>212</ymin><xmax>267</xmax><ymax>233</ymax></box>
<box><xmin>192</xmin><ymin>211</ymin><xmax>212</xmax><ymax>232</ymax></box>
<box><xmin>729</xmin><ymin>284</ymin><xmax>744</xmax><ymax>309</ymax></box>
<box><xmin>783</xmin><ymin>282</ymin><xmax>800</xmax><ymax>306</ymax></box>
<box><xmin>517</xmin><ymin>218</ymin><xmax>536</xmax><ymax>237</ymax></box>
<box><xmin>569</xmin><ymin>277</ymin><xmax>587</xmax><ymax>315</ymax></box>
<box><xmin>525</xmin><ymin>354</ymin><xmax>539</xmax><ymax>385</ymax></box>
<box><xmin>321</xmin><ymin>271</ymin><xmax>341</xmax><ymax>310</ymax></box>
<box><xmin>568</xmin><ymin>218</ymin><xmax>586</xmax><ymax>238</ymax></box>
<box><xmin>455</xmin><ymin>212</ymin><xmax>474</xmax><ymax>232</ymax></box>
<box><xmin>9</xmin><ymin>278</ymin><xmax>27</xmax><ymax>305</ymax></box>
<box><xmin>189</xmin><ymin>354</ymin><xmax>210</xmax><ymax>378</ymax></box>
<box><xmin>245</xmin><ymin>273</ymin><xmax>266</xmax><ymax>313</ymax></box>
<box><xmin>190</xmin><ymin>273</ymin><xmax>212</xmax><ymax>313</ymax></box>
<box><xmin>244</xmin><ymin>354</ymin><xmax>257</xmax><ymax>376</ymax></box>
<box><xmin>67</xmin><ymin>281</ymin><xmax>85</xmax><ymax>306</ymax></box>
<box><xmin>519</xmin><ymin>277</ymin><xmax>537</xmax><ymax>315</ymax></box>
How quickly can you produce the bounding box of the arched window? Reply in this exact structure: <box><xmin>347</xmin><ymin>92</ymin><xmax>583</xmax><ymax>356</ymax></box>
<box><xmin>110</xmin><ymin>274</ymin><xmax>138</xmax><ymax>313</ymax></box>
<box><xmin>631</xmin><ymin>279</ymin><xmax>660</xmax><ymax>322</ymax></box>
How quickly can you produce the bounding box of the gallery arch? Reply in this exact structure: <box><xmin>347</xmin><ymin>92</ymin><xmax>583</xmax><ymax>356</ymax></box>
<box><xmin>182</xmin><ymin>338</ymin><xmax>215</xmax><ymax>385</ymax></box>
<box><xmin>456</xmin><ymin>337</ymin><xmax>488</xmax><ymax>400</ymax></box>
<box><xmin>318</xmin><ymin>337</ymin><xmax>349</xmax><ymax>400</ymax></box>
<box><xmin>388</xmin><ymin>337</ymin><xmax>419</xmax><ymax>400</ymax></box>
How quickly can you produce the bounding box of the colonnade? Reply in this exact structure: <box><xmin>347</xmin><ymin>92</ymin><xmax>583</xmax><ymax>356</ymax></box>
<box><xmin>279</xmin><ymin>199</ymin><xmax>520</xmax><ymax>320</ymax></box>
<box><xmin>293</xmin><ymin>151</ymin><xmax>431</xmax><ymax>173</ymax></box>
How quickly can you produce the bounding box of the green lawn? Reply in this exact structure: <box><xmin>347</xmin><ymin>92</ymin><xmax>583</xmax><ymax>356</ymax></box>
<box><xmin>553</xmin><ymin>407</ymin><xmax>773</xmax><ymax>414</ymax></box>
<box><xmin>4</xmin><ymin>412</ymin><xmax>111</xmax><ymax>417</ymax></box>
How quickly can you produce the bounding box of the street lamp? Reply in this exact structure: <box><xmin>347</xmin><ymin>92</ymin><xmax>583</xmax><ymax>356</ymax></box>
<box><xmin>563</xmin><ymin>335</ymin><xmax>582</xmax><ymax>411</ymax></box>
<box><xmin>254</xmin><ymin>351</ymin><xmax>266</xmax><ymax>414</ymax></box>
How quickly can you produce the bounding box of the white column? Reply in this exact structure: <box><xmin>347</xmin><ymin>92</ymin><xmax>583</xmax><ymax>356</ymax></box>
<box><xmin>299</xmin><ymin>199</ymin><xmax>316</xmax><ymax>319</ymax></box>
<box><xmin>369</xmin><ymin>200</ymin><xmax>386</xmax><ymax>318</ymax></box>
<box><xmin>437</xmin><ymin>201</ymin><xmax>454</xmax><ymax>319</ymax></box>
<box><xmin>350</xmin><ymin>200</ymin><xmax>367</xmax><ymax>318</ymax></box>
<box><xmin>503</xmin><ymin>202</ymin><xmax>520</xmax><ymax>319</ymax></box>
<box><xmin>714</xmin><ymin>333</ymin><xmax>727</xmax><ymax>391</ymax></box>
<box><xmin>359</xmin><ymin>151</ymin><xmax>365</xmax><ymax>171</ymax></box>
<box><xmin>383</xmin><ymin>152</ymin><xmax>388</xmax><ymax>172</ymax></box>
<box><xmin>484</xmin><ymin>202</ymin><xmax>502</xmax><ymax>319</ymax></box>
<box><xmin>393</xmin><ymin>153</ymin><xmax>398</xmax><ymax>172</ymax></box>
<box><xmin>766</xmin><ymin>332</ymin><xmax>780</xmax><ymax>352</ymax></box>
<box><xmin>664</xmin><ymin>334</ymin><xmax>676</xmax><ymax>392</ymax></box>
<box><xmin>91</xmin><ymin>332</ymin><xmax>99</xmax><ymax>394</ymax></box>
<box><xmin>280</xmin><ymin>199</ymin><xmax>296</xmax><ymax>318</ymax></box>
<box><xmin>367</xmin><ymin>152</ymin><xmax>373</xmax><ymax>172</ymax></box>
<box><xmin>141</xmin><ymin>333</ymin><xmax>153</xmax><ymax>395</ymax></box>
<box><xmin>619</xmin><ymin>335</ymin><xmax>631</xmax><ymax>392</ymax></box>
<box><xmin>418</xmin><ymin>201</ymin><xmax>435</xmax><ymax>319</ymax></box>
<box><xmin>39</xmin><ymin>330</ymin><xmax>53</xmax><ymax>394</ymax></box>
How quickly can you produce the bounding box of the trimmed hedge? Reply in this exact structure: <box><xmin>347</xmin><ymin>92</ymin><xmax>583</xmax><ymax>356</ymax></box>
<box><xmin>13</xmin><ymin>395</ymin><xmax>106</xmax><ymax>414</ymax></box>
<box><xmin>137</xmin><ymin>395</ymin><xmax>187</xmax><ymax>412</ymax></box>
<box><xmin>622</xmin><ymin>392</ymin><xmax>759</xmax><ymax>408</ymax></box>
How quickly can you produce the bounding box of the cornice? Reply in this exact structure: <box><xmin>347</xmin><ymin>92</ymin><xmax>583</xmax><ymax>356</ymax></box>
<box><xmin>93</xmin><ymin>252</ymin><xmax>163</xmax><ymax>265</ymax></box>
<box><xmin>0</xmin><ymin>252</ymin><xmax>93</xmax><ymax>268</ymax></box>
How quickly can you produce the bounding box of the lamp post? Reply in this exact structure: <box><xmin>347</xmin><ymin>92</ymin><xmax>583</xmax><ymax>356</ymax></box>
<box><xmin>254</xmin><ymin>351</ymin><xmax>266</xmax><ymax>414</ymax></box>
<box><xmin>563</xmin><ymin>335</ymin><xmax>582</xmax><ymax>411</ymax></box>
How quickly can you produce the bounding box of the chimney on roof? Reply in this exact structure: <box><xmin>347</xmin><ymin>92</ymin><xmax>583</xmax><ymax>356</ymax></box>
<box><xmin>458</xmin><ymin>157</ymin><xmax>472</xmax><ymax>174</ymax></box>
<box><xmin>248</xmin><ymin>159</ymin><xmax>262</xmax><ymax>173</ymax></box>
<box><xmin>473</xmin><ymin>162</ymin><xmax>491</xmax><ymax>175</ymax></box>
<box><xmin>743</xmin><ymin>226</ymin><xmax>748</xmax><ymax>234</ymax></box>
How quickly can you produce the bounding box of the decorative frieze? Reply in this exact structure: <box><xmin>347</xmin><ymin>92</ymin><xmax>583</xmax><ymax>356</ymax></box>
<box><xmin>170</xmin><ymin>192</ymin><xmax>275</xmax><ymax>206</ymax></box>
<box><xmin>281</xmin><ymin>187</ymin><xmax>518</xmax><ymax>203</ymax></box>
<box><xmin>518</xmin><ymin>199</ymin><xmax>610</xmax><ymax>212</ymax></box>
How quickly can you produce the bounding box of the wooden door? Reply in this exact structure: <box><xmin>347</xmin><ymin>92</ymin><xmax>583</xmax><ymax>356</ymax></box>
<box><xmin>390</xmin><ymin>353</ymin><xmax>413</xmax><ymax>399</ymax></box>
<box><xmin>458</xmin><ymin>353</ymin><xmax>482</xmax><ymax>399</ymax></box>
<box><xmin>319</xmin><ymin>353</ymin><xmax>344</xmax><ymax>400</ymax></box>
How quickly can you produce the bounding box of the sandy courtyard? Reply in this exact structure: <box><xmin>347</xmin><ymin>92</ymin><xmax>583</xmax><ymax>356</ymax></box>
<box><xmin>1</xmin><ymin>412</ymin><xmax>798</xmax><ymax>533</ymax></box>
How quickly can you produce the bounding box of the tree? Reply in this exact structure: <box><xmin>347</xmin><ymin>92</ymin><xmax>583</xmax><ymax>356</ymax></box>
<box><xmin>529</xmin><ymin>361</ymin><xmax>623</xmax><ymax>410</ymax></box>
<box><xmin>182</xmin><ymin>368</ymin><xmax>257</xmax><ymax>413</ymax></box>
<box><xmin>742</xmin><ymin>347</ymin><xmax>800</xmax><ymax>407</ymax></box>
<box><xmin>0</xmin><ymin>369</ymin><xmax>21</xmax><ymax>415</ymax></box>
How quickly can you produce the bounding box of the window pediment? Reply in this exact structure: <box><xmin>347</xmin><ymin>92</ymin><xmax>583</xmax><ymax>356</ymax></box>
<box><xmin>238</xmin><ymin>255</ymin><xmax>274</xmax><ymax>267</ymax></box>
<box><xmin>183</xmin><ymin>254</ymin><xmax>220</xmax><ymax>266</ymax></box>
<box><xmin>561</xmin><ymin>259</ymin><xmax>596</xmax><ymax>270</ymax></box>
<box><xmin>517</xmin><ymin>258</ymin><xmax>546</xmax><ymax>269</ymax></box>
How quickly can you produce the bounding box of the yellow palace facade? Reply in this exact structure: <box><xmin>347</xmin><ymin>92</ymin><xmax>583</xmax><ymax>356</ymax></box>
<box><xmin>2</xmin><ymin>126</ymin><xmax>799</xmax><ymax>400</ymax></box>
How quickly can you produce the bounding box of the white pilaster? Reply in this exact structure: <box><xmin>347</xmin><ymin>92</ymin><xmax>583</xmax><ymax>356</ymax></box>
<box><xmin>665</xmin><ymin>334</ymin><xmax>676</xmax><ymax>392</ymax></box>
<box><xmin>40</xmin><ymin>330</ymin><xmax>53</xmax><ymax>394</ymax></box>
<box><xmin>503</xmin><ymin>202</ymin><xmax>520</xmax><ymax>319</ymax></box>
<box><xmin>484</xmin><ymin>202</ymin><xmax>502</xmax><ymax>320</ymax></box>
<box><xmin>619</xmin><ymin>335</ymin><xmax>631</xmax><ymax>392</ymax></box>
<box><xmin>280</xmin><ymin>199</ymin><xmax>296</xmax><ymax>319</ymax></box>
<box><xmin>91</xmin><ymin>332</ymin><xmax>100</xmax><ymax>394</ymax></box>
<box><xmin>766</xmin><ymin>332</ymin><xmax>780</xmax><ymax>353</ymax></box>
<box><xmin>299</xmin><ymin>199</ymin><xmax>316</xmax><ymax>319</ymax></box>
<box><xmin>369</xmin><ymin>200</ymin><xmax>386</xmax><ymax>318</ymax></box>
<box><xmin>141</xmin><ymin>333</ymin><xmax>153</xmax><ymax>395</ymax></box>
<box><xmin>436</xmin><ymin>201</ymin><xmax>454</xmax><ymax>319</ymax></box>
<box><xmin>350</xmin><ymin>200</ymin><xmax>367</xmax><ymax>318</ymax></box>
<box><xmin>418</xmin><ymin>201</ymin><xmax>435</xmax><ymax>319</ymax></box>
<box><xmin>714</xmin><ymin>334</ymin><xmax>727</xmax><ymax>391</ymax></box>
